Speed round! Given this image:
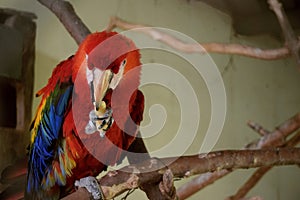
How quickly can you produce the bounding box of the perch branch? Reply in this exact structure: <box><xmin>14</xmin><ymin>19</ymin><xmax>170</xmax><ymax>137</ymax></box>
<box><xmin>139</xmin><ymin>169</ymin><xmax>177</xmax><ymax>200</ymax></box>
<box><xmin>158</xmin><ymin>169</ymin><xmax>177</xmax><ymax>200</ymax></box>
<box><xmin>177</xmin><ymin>112</ymin><xmax>300</xmax><ymax>199</ymax></box>
<box><xmin>63</xmin><ymin>147</ymin><xmax>300</xmax><ymax>200</ymax></box>
<box><xmin>247</xmin><ymin>121</ymin><xmax>270</xmax><ymax>136</ymax></box>
<box><xmin>37</xmin><ymin>0</ymin><xmax>91</xmax><ymax>44</ymax></box>
<box><xmin>268</xmin><ymin>0</ymin><xmax>300</xmax><ymax>66</ymax></box>
<box><xmin>228</xmin><ymin>131</ymin><xmax>300</xmax><ymax>200</ymax></box>
<box><xmin>106</xmin><ymin>16</ymin><xmax>297</xmax><ymax>60</ymax></box>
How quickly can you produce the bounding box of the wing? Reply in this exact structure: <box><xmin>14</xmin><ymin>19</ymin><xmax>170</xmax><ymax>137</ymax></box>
<box><xmin>26</xmin><ymin>56</ymin><xmax>75</xmax><ymax>199</ymax></box>
<box><xmin>103</xmin><ymin>89</ymin><xmax>145</xmax><ymax>166</ymax></box>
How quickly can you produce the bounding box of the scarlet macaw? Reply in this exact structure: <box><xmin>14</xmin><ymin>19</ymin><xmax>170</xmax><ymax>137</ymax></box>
<box><xmin>26</xmin><ymin>31</ymin><xmax>144</xmax><ymax>199</ymax></box>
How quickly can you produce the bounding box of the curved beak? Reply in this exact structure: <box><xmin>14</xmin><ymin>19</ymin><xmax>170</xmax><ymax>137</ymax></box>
<box><xmin>86</xmin><ymin>58</ymin><xmax>125</xmax><ymax>113</ymax></box>
<box><xmin>85</xmin><ymin>68</ymin><xmax>114</xmax><ymax>136</ymax></box>
<box><xmin>94</xmin><ymin>69</ymin><xmax>113</xmax><ymax>111</ymax></box>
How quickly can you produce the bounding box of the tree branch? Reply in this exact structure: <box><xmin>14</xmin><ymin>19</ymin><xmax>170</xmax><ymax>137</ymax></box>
<box><xmin>176</xmin><ymin>169</ymin><xmax>230</xmax><ymax>199</ymax></box>
<box><xmin>106</xmin><ymin>16</ymin><xmax>297</xmax><ymax>60</ymax></box>
<box><xmin>227</xmin><ymin>167</ymin><xmax>271</xmax><ymax>200</ymax></box>
<box><xmin>63</xmin><ymin>148</ymin><xmax>300</xmax><ymax>200</ymax></box>
<box><xmin>227</xmin><ymin>131</ymin><xmax>300</xmax><ymax>200</ymax></box>
<box><xmin>246</xmin><ymin>112</ymin><xmax>300</xmax><ymax>148</ymax></box>
<box><xmin>177</xmin><ymin>112</ymin><xmax>300</xmax><ymax>199</ymax></box>
<box><xmin>247</xmin><ymin>121</ymin><xmax>270</xmax><ymax>136</ymax></box>
<box><xmin>37</xmin><ymin>0</ymin><xmax>91</xmax><ymax>44</ymax></box>
<box><xmin>268</xmin><ymin>0</ymin><xmax>300</xmax><ymax>67</ymax></box>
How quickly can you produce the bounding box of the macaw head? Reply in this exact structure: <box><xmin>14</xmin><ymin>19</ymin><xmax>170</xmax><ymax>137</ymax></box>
<box><xmin>81</xmin><ymin>31</ymin><xmax>140</xmax><ymax>108</ymax></box>
<box><xmin>73</xmin><ymin>31</ymin><xmax>141</xmax><ymax>136</ymax></box>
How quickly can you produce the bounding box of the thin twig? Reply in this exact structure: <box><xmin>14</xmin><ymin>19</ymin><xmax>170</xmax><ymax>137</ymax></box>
<box><xmin>177</xmin><ymin>169</ymin><xmax>230</xmax><ymax>199</ymax></box>
<box><xmin>177</xmin><ymin>112</ymin><xmax>300</xmax><ymax>199</ymax></box>
<box><xmin>247</xmin><ymin>113</ymin><xmax>300</xmax><ymax>149</ymax></box>
<box><xmin>268</xmin><ymin>0</ymin><xmax>300</xmax><ymax>67</ymax></box>
<box><xmin>227</xmin><ymin>166</ymin><xmax>271</xmax><ymax>200</ymax></box>
<box><xmin>247</xmin><ymin>121</ymin><xmax>270</xmax><ymax>136</ymax></box>
<box><xmin>228</xmin><ymin>131</ymin><xmax>300</xmax><ymax>200</ymax></box>
<box><xmin>106</xmin><ymin>16</ymin><xmax>296</xmax><ymax>60</ymax></box>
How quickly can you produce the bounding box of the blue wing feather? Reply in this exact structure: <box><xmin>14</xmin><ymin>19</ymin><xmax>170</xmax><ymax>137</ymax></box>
<box><xmin>27</xmin><ymin>85</ymin><xmax>73</xmax><ymax>196</ymax></box>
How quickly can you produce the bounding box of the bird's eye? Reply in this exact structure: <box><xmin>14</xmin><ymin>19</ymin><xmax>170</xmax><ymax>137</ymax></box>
<box><xmin>122</xmin><ymin>59</ymin><xmax>127</xmax><ymax>66</ymax></box>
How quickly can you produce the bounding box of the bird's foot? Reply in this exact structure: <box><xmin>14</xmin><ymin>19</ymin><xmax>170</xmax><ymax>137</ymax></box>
<box><xmin>75</xmin><ymin>176</ymin><xmax>104</xmax><ymax>200</ymax></box>
<box><xmin>85</xmin><ymin>102</ymin><xmax>114</xmax><ymax>137</ymax></box>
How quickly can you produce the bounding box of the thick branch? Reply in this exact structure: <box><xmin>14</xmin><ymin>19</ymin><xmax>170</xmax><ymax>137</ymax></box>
<box><xmin>268</xmin><ymin>0</ymin><xmax>300</xmax><ymax>66</ymax></box>
<box><xmin>37</xmin><ymin>0</ymin><xmax>91</xmax><ymax>44</ymax></box>
<box><xmin>63</xmin><ymin>148</ymin><xmax>300</xmax><ymax>200</ymax></box>
<box><xmin>177</xmin><ymin>112</ymin><xmax>300</xmax><ymax>199</ymax></box>
<box><xmin>106</xmin><ymin>16</ymin><xmax>295</xmax><ymax>60</ymax></box>
<box><xmin>140</xmin><ymin>169</ymin><xmax>177</xmax><ymax>200</ymax></box>
<box><xmin>228</xmin><ymin>131</ymin><xmax>300</xmax><ymax>200</ymax></box>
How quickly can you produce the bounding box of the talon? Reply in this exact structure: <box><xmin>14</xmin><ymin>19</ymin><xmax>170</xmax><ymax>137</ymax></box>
<box><xmin>85</xmin><ymin>120</ymin><xmax>97</xmax><ymax>134</ymax></box>
<box><xmin>94</xmin><ymin>116</ymin><xmax>108</xmax><ymax>121</ymax></box>
<box><xmin>85</xmin><ymin>106</ymin><xmax>113</xmax><ymax>136</ymax></box>
<box><xmin>103</xmin><ymin>117</ymin><xmax>113</xmax><ymax>131</ymax></box>
<box><xmin>99</xmin><ymin>130</ymin><xmax>106</xmax><ymax>138</ymax></box>
<box><xmin>98</xmin><ymin>119</ymin><xmax>107</xmax><ymax>130</ymax></box>
<box><xmin>75</xmin><ymin>176</ymin><xmax>104</xmax><ymax>200</ymax></box>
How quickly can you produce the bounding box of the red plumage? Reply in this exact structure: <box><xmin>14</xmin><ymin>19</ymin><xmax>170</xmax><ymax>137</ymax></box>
<box><xmin>1</xmin><ymin>31</ymin><xmax>144</xmax><ymax>200</ymax></box>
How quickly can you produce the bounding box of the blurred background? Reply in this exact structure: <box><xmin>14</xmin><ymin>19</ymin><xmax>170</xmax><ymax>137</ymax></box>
<box><xmin>1</xmin><ymin>0</ymin><xmax>300</xmax><ymax>199</ymax></box>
